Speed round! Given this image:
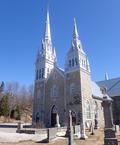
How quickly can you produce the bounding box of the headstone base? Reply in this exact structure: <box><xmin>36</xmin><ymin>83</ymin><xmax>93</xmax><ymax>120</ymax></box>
<box><xmin>104</xmin><ymin>138</ymin><xmax>118</xmax><ymax>145</ymax></box>
<box><xmin>80</xmin><ymin>133</ymin><xmax>88</xmax><ymax>140</ymax></box>
<box><xmin>55</xmin><ymin>124</ymin><xmax>60</xmax><ymax>127</ymax></box>
<box><xmin>68</xmin><ymin>128</ymin><xmax>76</xmax><ymax>145</ymax></box>
<box><xmin>47</xmin><ymin>128</ymin><xmax>57</xmax><ymax>143</ymax></box>
<box><xmin>104</xmin><ymin>128</ymin><xmax>118</xmax><ymax>145</ymax></box>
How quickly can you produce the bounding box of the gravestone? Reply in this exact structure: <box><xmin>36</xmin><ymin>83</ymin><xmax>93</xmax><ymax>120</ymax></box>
<box><xmin>115</xmin><ymin>125</ymin><xmax>119</xmax><ymax>135</ymax></box>
<box><xmin>102</xmin><ymin>94</ymin><xmax>118</xmax><ymax>145</ymax></box>
<box><xmin>80</xmin><ymin>122</ymin><xmax>88</xmax><ymax>139</ymax></box>
<box><xmin>68</xmin><ymin>110</ymin><xmax>75</xmax><ymax>145</ymax></box>
<box><xmin>47</xmin><ymin>128</ymin><xmax>57</xmax><ymax>143</ymax></box>
<box><xmin>74</xmin><ymin>125</ymin><xmax>80</xmax><ymax>134</ymax></box>
<box><xmin>90</xmin><ymin>122</ymin><xmax>95</xmax><ymax>135</ymax></box>
<box><xmin>94</xmin><ymin>113</ymin><xmax>99</xmax><ymax>129</ymax></box>
<box><xmin>16</xmin><ymin>122</ymin><xmax>22</xmax><ymax>133</ymax></box>
<box><xmin>55</xmin><ymin>113</ymin><xmax>60</xmax><ymax>127</ymax></box>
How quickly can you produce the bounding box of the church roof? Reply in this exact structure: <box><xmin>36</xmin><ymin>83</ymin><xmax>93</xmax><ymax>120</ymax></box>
<box><xmin>57</xmin><ymin>67</ymin><xmax>64</xmax><ymax>75</ymax></box>
<box><xmin>97</xmin><ymin>77</ymin><xmax>120</xmax><ymax>97</ymax></box>
<box><xmin>91</xmin><ymin>81</ymin><xmax>103</xmax><ymax>100</ymax></box>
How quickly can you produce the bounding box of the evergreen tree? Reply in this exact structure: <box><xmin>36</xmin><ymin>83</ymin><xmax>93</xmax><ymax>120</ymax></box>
<box><xmin>0</xmin><ymin>81</ymin><xmax>4</xmax><ymax>93</ymax></box>
<box><xmin>0</xmin><ymin>95</ymin><xmax>9</xmax><ymax>116</ymax></box>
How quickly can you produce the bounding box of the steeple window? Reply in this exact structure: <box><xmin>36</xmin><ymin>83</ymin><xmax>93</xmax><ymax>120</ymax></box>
<box><xmin>75</xmin><ymin>58</ymin><xmax>78</xmax><ymax>65</ymax></box>
<box><xmin>39</xmin><ymin>69</ymin><xmax>41</xmax><ymax>79</ymax></box>
<box><xmin>72</xmin><ymin>59</ymin><xmax>74</xmax><ymax>67</ymax></box>
<box><xmin>47</xmin><ymin>68</ymin><xmax>49</xmax><ymax>76</ymax></box>
<box><xmin>69</xmin><ymin>60</ymin><xmax>71</xmax><ymax>67</ymax></box>
<box><xmin>42</xmin><ymin>68</ymin><xmax>44</xmax><ymax>78</ymax></box>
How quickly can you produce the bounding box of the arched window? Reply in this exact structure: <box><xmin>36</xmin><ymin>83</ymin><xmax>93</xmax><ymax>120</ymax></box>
<box><xmin>47</xmin><ymin>68</ymin><xmax>49</xmax><ymax>76</ymax></box>
<box><xmin>51</xmin><ymin>85</ymin><xmax>58</xmax><ymax>98</ymax></box>
<box><xmin>72</xmin><ymin>59</ymin><xmax>74</xmax><ymax>67</ymax></box>
<box><xmin>75</xmin><ymin>58</ymin><xmax>78</xmax><ymax>65</ymax></box>
<box><xmin>70</xmin><ymin>83</ymin><xmax>75</xmax><ymax>97</ymax></box>
<box><xmin>86</xmin><ymin>101</ymin><xmax>91</xmax><ymax>119</ymax></box>
<box><xmin>51</xmin><ymin>105</ymin><xmax>57</xmax><ymax>114</ymax></box>
<box><xmin>42</xmin><ymin>68</ymin><xmax>44</xmax><ymax>78</ymax></box>
<box><xmin>39</xmin><ymin>69</ymin><xmax>41</xmax><ymax>79</ymax></box>
<box><xmin>69</xmin><ymin>60</ymin><xmax>71</xmax><ymax>67</ymax></box>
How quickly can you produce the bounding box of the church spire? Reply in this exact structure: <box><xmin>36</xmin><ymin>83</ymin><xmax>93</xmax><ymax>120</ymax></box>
<box><xmin>44</xmin><ymin>9</ymin><xmax>51</xmax><ymax>43</ymax></box>
<box><xmin>73</xmin><ymin>18</ymin><xmax>79</xmax><ymax>39</ymax></box>
<box><xmin>71</xmin><ymin>18</ymin><xmax>83</xmax><ymax>51</ymax></box>
<box><xmin>105</xmin><ymin>72</ymin><xmax>109</xmax><ymax>80</ymax></box>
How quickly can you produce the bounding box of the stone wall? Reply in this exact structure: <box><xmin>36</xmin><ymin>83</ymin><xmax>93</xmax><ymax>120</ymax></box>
<box><xmin>32</xmin><ymin>80</ymin><xmax>45</xmax><ymax>127</ymax></box>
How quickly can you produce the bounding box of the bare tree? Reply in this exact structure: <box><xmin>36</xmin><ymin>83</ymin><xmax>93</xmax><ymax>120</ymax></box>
<box><xmin>28</xmin><ymin>84</ymin><xmax>34</xmax><ymax>104</ymax></box>
<box><xmin>5</xmin><ymin>81</ymin><xmax>20</xmax><ymax>95</ymax></box>
<box><xmin>1</xmin><ymin>81</ymin><xmax>34</xmax><ymax>122</ymax></box>
<box><xmin>5</xmin><ymin>81</ymin><xmax>20</xmax><ymax>121</ymax></box>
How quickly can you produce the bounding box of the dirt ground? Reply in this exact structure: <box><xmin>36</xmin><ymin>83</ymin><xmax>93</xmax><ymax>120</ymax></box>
<box><xmin>1</xmin><ymin>129</ymin><xmax>120</xmax><ymax>145</ymax></box>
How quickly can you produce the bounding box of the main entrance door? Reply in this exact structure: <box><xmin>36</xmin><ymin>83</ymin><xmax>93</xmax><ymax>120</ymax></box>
<box><xmin>51</xmin><ymin>105</ymin><xmax>57</xmax><ymax>127</ymax></box>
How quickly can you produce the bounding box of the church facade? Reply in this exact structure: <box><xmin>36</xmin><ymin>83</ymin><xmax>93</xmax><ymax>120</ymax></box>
<box><xmin>32</xmin><ymin>10</ymin><xmax>104</xmax><ymax>136</ymax></box>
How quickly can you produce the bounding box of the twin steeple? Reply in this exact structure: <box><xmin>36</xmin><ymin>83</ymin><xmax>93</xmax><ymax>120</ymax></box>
<box><xmin>36</xmin><ymin>10</ymin><xmax>90</xmax><ymax>80</ymax></box>
<box><xmin>39</xmin><ymin>10</ymin><xmax>85</xmax><ymax>61</ymax></box>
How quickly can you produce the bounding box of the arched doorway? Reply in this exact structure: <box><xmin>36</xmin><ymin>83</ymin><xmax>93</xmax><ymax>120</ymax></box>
<box><xmin>71</xmin><ymin>111</ymin><xmax>76</xmax><ymax>126</ymax></box>
<box><xmin>51</xmin><ymin>105</ymin><xmax>57</xmax><ymax>127</ymax></box>
<box><xmin>36</xmin><ymin>112</ymin><xmax>40</xmax><ymax>123</ymax></box>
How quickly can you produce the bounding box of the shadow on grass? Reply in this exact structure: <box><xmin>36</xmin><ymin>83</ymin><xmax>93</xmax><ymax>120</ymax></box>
<box><xmin>36</xmin><ymin>138</ymin><xmax>48</xmax><ymax>144</ymax></box>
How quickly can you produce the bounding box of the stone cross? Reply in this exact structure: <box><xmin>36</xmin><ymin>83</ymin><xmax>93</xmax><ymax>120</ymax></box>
<box><xmin>102</xmin><ymin>95</ymin><xmax>118</xmax><ymax>145</ymax></box>
<box><xmin>68</xmin><ymin>110</ymin><xmax>75</xmax><ymax>145</ymax></box>
<box><xmin>55</xmin><ymin>113</ymin><xmax>60</xmax><ymax>127</ymax></box>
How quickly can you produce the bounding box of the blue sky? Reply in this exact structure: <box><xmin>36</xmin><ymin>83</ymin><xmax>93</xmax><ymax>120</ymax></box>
<box><xmin>0</xmin><ymin>0</ymin><xmax>120</xmax><ymax>86</ymax></box>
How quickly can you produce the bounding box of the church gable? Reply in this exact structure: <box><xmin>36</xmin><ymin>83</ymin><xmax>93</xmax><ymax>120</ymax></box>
<box><xmin>45</xmin><ymin>66</ymin><xmax>65</xmax><ymax>99</ymax></box>
<box><xmin>46</xmin><ymin>67</ymin><xmax>64</xmax><ymax>83</ymax></box>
